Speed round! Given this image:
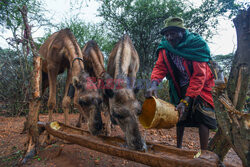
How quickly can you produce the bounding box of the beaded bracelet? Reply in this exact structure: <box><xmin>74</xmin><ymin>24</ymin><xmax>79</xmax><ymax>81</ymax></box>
<box><xmin>180</xmin><ymin>99</ymin><xmax>189</xmax><ymax>107</ymax></box>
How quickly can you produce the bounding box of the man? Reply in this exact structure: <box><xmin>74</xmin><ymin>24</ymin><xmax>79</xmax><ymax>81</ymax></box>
<box><xmin>145</xmin><ymin>17</ymin><xmax>217</xmax><ymax>150</ymax></box>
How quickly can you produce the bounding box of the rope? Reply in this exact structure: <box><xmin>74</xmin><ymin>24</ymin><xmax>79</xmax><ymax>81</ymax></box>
<box><xmin>72</xmin><ymin>57</ymin><xmax>84</xmax><ymax>68</ymax></box>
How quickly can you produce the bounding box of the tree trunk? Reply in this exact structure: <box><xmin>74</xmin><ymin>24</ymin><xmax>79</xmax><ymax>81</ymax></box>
<box><xmin>19</xmin><ymin>6</ymin><xmax>42</xmax><ymax>164</ymax></box>
<box><xmin>208</xmin><ymin>128</ymin><xmax>231</xmax><ymax>160</ymax></box>
<box><xmin>209</xmin><ymin>7</ymin><xmax>250</xmax><ymax>167</ymax></box>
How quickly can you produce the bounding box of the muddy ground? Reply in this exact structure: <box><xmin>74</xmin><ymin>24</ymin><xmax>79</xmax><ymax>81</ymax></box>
<box><xmin>0</xmin><ymin>113</ymin><xmax>242</xmax><ymax>167</ymax></box>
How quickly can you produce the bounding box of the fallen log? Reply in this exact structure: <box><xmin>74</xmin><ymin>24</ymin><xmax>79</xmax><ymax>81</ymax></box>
<box><xmin>38</xmin><ymin>121</ymin><xmax>219</xmax><ymax>167</ymax></box>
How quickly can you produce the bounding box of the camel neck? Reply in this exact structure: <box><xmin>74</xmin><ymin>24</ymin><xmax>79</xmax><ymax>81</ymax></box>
<box><xmin>71</xmin><ymin>57</ymin><xmax>84</xmax><ymax>77</ymax></box>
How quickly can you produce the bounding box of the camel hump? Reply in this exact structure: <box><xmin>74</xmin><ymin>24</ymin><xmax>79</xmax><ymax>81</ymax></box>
<box><xmin>83</xmin><ymin>40</ymin><xmax>100</xmax><ymax>53</ymax></box>
<box><xmin>58</xmin><ymin>28</ymin><xmax>77</xmax><ymax>41</ymax></box>
<box><xmin>86</xmin><ymin>40</ymin><xmax>98</xmax><ymax>47</ymax></box>
<box><xmin>123</xmin><ymin>34</ymin><xmax>131</xmax><ymax>42</ymax></box>
<box><xmin>123</xmin><ymin>34</ymin><xmax>137</xmax><ymax>52</ymax></box>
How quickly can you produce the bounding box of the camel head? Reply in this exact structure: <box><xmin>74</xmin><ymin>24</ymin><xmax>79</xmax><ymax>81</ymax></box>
<box><xmin>109</xmin><ymin>77</ymin><xmax>145</xmax><ymax>150</ymax></box>
<box><xmin>73</xmin><ymin>70</ymin><xmax>103</xmax><ymax>136</ymax></box>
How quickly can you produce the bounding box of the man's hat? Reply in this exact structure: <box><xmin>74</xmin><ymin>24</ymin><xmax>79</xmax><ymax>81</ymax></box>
<box><xmin>160</xmin><ymin>17</ymin><xmax>186</xmax><ymax>35</ymax></box>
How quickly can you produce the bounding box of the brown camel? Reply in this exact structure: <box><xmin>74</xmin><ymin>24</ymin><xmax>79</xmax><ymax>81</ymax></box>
<box><xmin>106</xmin><ymin>34</ymin><xmax>145</xmax><ymax>150</ymax></box>
<box><xmin>75</xmin><ymin>40</ymin><xmax>114</xmax><ymax>132</ymax></box>
<box><xmin>72</xmin><ymin>35</ymin><xmax>145</xmax><ymax>150</ymax></box>
<box><xmin>41</xmin><ymin>28</ymin><xmax>103</xmax><ymax>135</ymax></box>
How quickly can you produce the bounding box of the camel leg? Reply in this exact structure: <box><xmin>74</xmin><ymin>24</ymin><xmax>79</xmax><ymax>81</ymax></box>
<box><xmin>103</xmin><ymin>97</ymin><xmax>112</xmax><ymax>136</ymax></box>
<box><xmin>73</xmin><ymin>89</ymin><xmax>87</xmax><ymax>127</ymax></box>
<box><xmin>39</xmin><ymin>69</ymin><xmax>58</xmax><ymax>146</ymax></box>
<box><xmin>47</xmin><ymin>68</ymin><xmax>57</xmax><ymax>122</ymax></box>
<box><xmin>104</xmin><ymin>111</ymin><xmax>112</xmax><ymax>136</ymax></box>
<box><xmin>75</xmin><ymin>104</ymin><xmax>86</xmax><ymax>128</ymax></box>
<box><xmin>62</xmin><ymin>96</ymin><xmax>71</xmax><ymax>125</ymax></box>
<box><xmin>62</xmin><ymin>70</ymin><xmax>72</xmax><ymax>125</ymax></box>
<box><xmin>76</xmin><ymin>112</ymin><xmax>83</xmax><ymax>128</ymax></box>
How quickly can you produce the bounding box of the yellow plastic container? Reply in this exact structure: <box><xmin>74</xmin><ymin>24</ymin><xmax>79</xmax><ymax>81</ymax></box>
<box><xmin>139</xmin><ymin>96</ymin><xmax>179</xmax><ymax>129</ymax></box>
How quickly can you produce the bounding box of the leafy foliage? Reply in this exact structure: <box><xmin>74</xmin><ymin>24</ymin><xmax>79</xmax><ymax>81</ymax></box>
<box><xmin>97</xmin><ymin>0</ymin><xmax>242</xmax><ymax>76</ymax></box>
<box><xmin>57</xmin><ymin>16</ymin><xmax>115</xmax><ymax>60</ymax></box>
<box><xmin>0</xmin><ymin>47</ymin><xmax>32</xmax><ymax>116</ymax></box>
<box><xmin>183</xmin><ymin>0</ymin><xmax>241</xmax><ymax>38</ymax></box>
<box><xmin>212</xmin><ymin>53</ymin><xmax>234</xmax><ymax>77</ymax></box>
<box><xmin>97</xmin><ymin>0</ymin><xmax>183</xmax><ymax>76</ymax></box>
<box><xmin>0</xmin><ymin>0</ymin><xmax>50</xmax><ymax>35</ymax></box>
<box><xmin>0</xmin><ymin>0</ymin><xmax>51</xmax><ymax>116</ymax></box>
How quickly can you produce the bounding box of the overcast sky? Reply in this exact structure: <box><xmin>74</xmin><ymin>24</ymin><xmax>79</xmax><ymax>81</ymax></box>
<box><xmin>1</xmin><ymin>0</ymin><xmax>247</xmax><ymax>56</ymax></box>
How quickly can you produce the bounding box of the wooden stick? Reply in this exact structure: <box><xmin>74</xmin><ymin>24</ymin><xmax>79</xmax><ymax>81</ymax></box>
<box><xmin>218</xmin><ymin>95</ymin><xmax>248</xmax><ymax>116</ymax></box>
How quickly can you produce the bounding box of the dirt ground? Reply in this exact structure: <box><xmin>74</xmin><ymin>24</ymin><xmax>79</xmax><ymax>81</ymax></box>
<box><xmin>0</xmin><ymin>113</ymin><xmax>243</xmax><ymax>167</ymax></box>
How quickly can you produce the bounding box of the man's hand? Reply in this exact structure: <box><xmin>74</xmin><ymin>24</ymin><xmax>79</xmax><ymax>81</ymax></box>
<box><xmin>145</xmin><ymin>81</ymin><xmax>158</xmax><ymax>98</ymax></box>
<box><xmin>176</xmin><ymin>96</ymin><xmax>191</xmax><ymax>121</ymax></box>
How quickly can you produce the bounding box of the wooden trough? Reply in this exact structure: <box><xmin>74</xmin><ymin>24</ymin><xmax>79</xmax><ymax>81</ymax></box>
<box><xmin>38</xmin><ymin>121</ymin><xmax>219</xmax><ymax>167</ymax></box>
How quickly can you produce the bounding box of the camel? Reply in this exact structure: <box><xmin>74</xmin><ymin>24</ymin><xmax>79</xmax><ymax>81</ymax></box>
<box><xmin>75</xmin><ymin>40</ymin><xmax>114</xmax><ymax>133</ymax></box>
<box><xmin>71</xmin><ymin>34</ymin><xmax>145</xmax><ymax>150</ymax></box>
<box><xmin>106</xmin><ymin>34</ymin><xmax>145</xmax><ymax>150</ymax></box>
<box><xmin>41</xmin><ymin>28</ymin><xmax>103</xmax><ymax>135</ymax></box>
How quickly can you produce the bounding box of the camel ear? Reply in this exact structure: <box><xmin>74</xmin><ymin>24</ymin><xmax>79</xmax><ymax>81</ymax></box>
<box><xmin>72</xmin><ymin>76</ymin><xmax>80</xmax><ymax>88</ymax></box>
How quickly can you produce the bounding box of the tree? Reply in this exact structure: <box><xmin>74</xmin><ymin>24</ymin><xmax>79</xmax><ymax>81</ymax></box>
<box><xmin>97</xmin><ymin>0</ymin><xmax>184</xmax><ymax>76</ymax></box>
<box><xmin>0</xmin><ymin>47</ymin><xmax>32</xmax><ymax>116</ymax></box>
<box><xmin>0</xmin><ymin>0</ymin><xmax>51</xmax><ymax>115</ymax></box>
<box><xmin>57</xmin><ymin>16</ymin><xmax>115</xmax><ymax>61</ymax></box>
<box><xmin>97</xmin><ymin>0</ymin><xmax>241</xmax><ymax>77</ymax></box>
<box><xmin>18</xmin><ymin>5</ymin><xmax>42</xmax><ymax>164</ymax></box>
<box><xmin>0</xmin><ymin>0</ymin><xmax>50</xmax><ymax>46</ymax></box>
<box><xmin>182</xmin><ymin>0</ymin><xmax>240</xmax><ymax>38</ymax></box>
<box><xmin>208</xmin><ymin>7</ymin><xmax>250</xmax><ymax>167</ymax></box>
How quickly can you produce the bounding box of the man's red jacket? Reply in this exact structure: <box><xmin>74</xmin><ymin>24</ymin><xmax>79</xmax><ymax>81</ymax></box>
<box><xmin>151</xmin><ymin>49</ymin><xmax>215</xmax><ymax>108</ymax></box>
